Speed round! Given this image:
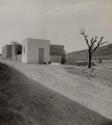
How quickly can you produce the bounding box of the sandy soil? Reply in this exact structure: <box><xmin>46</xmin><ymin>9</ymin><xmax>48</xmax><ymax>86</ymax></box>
<box><xmin>2</xmin><ymin>60</ymin><xmax>112</xmax><ymax>120</ymax></box>
<box><xmin>64</xmin><ymin>64</ymin><xmax>112</xmax><ymax>87</ymax></box>
<box><xmin>0</xmin><ymin>62</ymin><xmax>111</xmax><ymax>125</ymax></box>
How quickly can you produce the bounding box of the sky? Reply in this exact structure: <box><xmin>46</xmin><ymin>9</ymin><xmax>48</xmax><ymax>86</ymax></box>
<box><xmin>0</xmin><ymin>0</ymin><xmax>112</xmax><ymax>53</ymax></box>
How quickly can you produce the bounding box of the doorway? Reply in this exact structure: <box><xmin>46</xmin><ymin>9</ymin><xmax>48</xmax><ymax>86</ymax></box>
<box><xmin>39</xmin><ymin>48</ymin><xmax>44</xmax><ymax>64</ymax></box>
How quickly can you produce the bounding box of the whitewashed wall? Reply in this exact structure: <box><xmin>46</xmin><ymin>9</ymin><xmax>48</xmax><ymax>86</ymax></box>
<box><xmin>22</xmin><ymin>40</ymin><xmax>28</xmax><ymax>63</ymax></box>
<box><xmin>22</xmin><ymin>38</ymin><xmax>50</xmax><ymax>64</ymax></box>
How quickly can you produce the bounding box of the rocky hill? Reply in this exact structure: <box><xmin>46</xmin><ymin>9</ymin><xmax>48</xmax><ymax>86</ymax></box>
<box><xmin>66</xmin><ymin>43</ymin><xmax>112</xmax><ymax>60</ymax></box>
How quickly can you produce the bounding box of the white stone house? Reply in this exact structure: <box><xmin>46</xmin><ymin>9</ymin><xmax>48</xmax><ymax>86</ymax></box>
<box><xmin>22</xmin><ymin>38</ymin><xmax>50</xmax><ymax>64</ymax></box>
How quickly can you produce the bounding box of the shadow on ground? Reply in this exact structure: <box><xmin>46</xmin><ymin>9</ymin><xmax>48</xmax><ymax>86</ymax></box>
<box><xmin>0</xmin><ymin>63</ymin><xmax>112</xmax><ymax>125</ymax></box>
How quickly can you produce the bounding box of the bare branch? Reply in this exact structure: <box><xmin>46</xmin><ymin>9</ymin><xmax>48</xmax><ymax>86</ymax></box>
<box><xmin>93</xmin><ymin>36</ymin><xmax>98</xmax><ymax>43</ymax></box>
<box><xmin>90</xmin><ymin>36</ymin><xmax>98</xmax><ymax>49</ymax></box>
<box><xmin>80</xmin><ymin>29</ymin><xmax>90</xmax><ymax>47</ymax></box>
<box><xmin>91</xmin><ymin>37</ymin><xmax>94</xmax><ymax>44</ymax></box>
<box><xmin>99</xmin><ymin>41</ymin><xmax>108</xmax><ymax>46</ymax></box>
<box><xmin>92</xmin><ymin>36</ymin><xmax>105</xmax><ymax>54</ymax></box>
<box><xmin>98</xmin><ymin>36</ymin><xmax>104</xmax><ymax>44</ymax></box>
<box><xmin>92</xmin><ymin>36</ymin><xmax>97</xmax><ymax>44</ymax></box>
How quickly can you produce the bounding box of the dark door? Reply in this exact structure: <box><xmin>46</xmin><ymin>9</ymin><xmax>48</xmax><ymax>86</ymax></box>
<box><xmin>39</xmin><ymin>48</ymin><xmax>44</xmax><ymax>64</ymax></box>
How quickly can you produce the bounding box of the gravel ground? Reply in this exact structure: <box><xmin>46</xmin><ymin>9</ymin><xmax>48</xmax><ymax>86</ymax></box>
<box><xmin>63</xmin><ymin>64</ymin><xmax>112</xmax><ymax>87</ymax></box>
<box><xmin>0</xmin><ymin>62</ymin><xmax>112</xmax><ymax>125</ymax></box>
<box><xmin>2</xmin><ymin>60</ymin><xmax>112</xmax><ymax>120</ymax></box>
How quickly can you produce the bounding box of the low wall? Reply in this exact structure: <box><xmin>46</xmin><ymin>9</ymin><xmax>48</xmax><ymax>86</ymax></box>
<box><xmin>50</xmin><ymin>55</ymin><xmax>62</xmax><ymax>63</ymax></box>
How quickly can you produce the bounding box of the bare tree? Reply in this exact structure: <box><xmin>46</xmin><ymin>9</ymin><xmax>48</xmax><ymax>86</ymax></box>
<box><xmin>80</xmin><ymin>29</ymin><xmax>107</xmax><ymax>68</ymax></box>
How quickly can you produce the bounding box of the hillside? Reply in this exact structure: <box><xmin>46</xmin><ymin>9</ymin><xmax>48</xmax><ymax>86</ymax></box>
<box><xmin>66</xmin><ymin>43</ymin><xmax>112</xmax><ymax>60</ymax></box>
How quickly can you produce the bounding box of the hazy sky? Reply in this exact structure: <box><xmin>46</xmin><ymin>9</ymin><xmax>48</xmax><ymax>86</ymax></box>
<box><xmin>0</xmin><ymin>0</ymin><xmax>112</xmax><ymax>53</ymax></box>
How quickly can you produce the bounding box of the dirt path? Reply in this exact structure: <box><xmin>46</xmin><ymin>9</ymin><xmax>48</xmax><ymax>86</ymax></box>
<box><xmin>0</xmin><ymin>62</ymin><xmax>112</xmax><ymax>125</ymax></box>
<box><xmin>5</xmin><ymin>61</ymin><xmax>112</xmax><ymax>120</ymax></box>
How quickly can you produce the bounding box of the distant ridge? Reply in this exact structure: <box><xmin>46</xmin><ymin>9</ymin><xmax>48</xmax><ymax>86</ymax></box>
<box><xmin>66</xmin><ymin>43</ymin><xmax>112</xmax><ymax>60</ymax></box>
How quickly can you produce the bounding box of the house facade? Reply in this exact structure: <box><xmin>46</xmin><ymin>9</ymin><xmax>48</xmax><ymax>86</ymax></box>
<box><xmin>22</xmin><ymin>38</ymin><xmax>50</xmax><ymax>64</ymax></box>
<box><xmin>50</xmin><ymin>44</ymin><xmax>65</xmax><ymax>63</ymax></box>
<box><xmin>2</xmin><ymin>38</ymin><xmax>66</xmax><ymax>64</ymax></box>
<box><xmin>2</xmin><ymin>45</ymin><xmax>12</xmax><ymax>60</ymax></box>
<box><xmin>2</xmin><ymin>42</ymin><xmax>22</xmax><ymax>61</ymax></box>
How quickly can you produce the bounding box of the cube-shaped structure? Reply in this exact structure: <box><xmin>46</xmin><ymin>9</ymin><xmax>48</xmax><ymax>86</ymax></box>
<box><xmin>50</xmin><ymin>44</ymin><xmax>65</xmax><ymax>63</ymax></box>
<box><xmin>22</xmin><ymin>38</ymin><xmax>50</xmax><ymax>64</ymax></box>
<box><xmin>2</xmin><ymin>45</ymin><xmax>12</xmax><ymax>60</ymax></box>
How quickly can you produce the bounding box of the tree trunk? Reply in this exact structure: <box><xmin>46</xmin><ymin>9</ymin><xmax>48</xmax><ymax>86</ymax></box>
<box><xmin>88</xmin><ymin>53</ymin><xmax>92</xmax><ymax>68</ymax></box>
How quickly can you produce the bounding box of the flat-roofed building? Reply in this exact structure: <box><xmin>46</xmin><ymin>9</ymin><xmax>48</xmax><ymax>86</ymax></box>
<box><xmin>2</xmin><ymin>44</ymin><xmax>12</xmax><ymax>60</ymax></box>
<box><xmin>2</xmin><ymin>42</ymin><xmax>22</xmax><ymax>62</ymax></box>
<box><xmin>22</xmin><ymin>38</ymin><xmax>50</xmax><ymax>64</ymax></box>
<box><xmin>50</xmin><ymin>44</ymin><xmax>66</xmax><ymax>63</ymax></box>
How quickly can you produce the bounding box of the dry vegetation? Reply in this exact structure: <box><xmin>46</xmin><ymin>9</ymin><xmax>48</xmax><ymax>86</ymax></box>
<box><xmin>64</xmin><ymin>64</ymin><xmax>112</xmax><ymax>87</ymax></box>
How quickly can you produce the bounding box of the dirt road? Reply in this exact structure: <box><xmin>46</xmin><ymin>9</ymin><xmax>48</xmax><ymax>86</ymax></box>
<box><xmin>0</xmin><ymin>62</ymin><xmax>112</xmax><ymax>125</ymax></box>
<box><xmin>5</xmin><ymin>61</ymin><xmax>112</xmax><ymax>120</ymax></box>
